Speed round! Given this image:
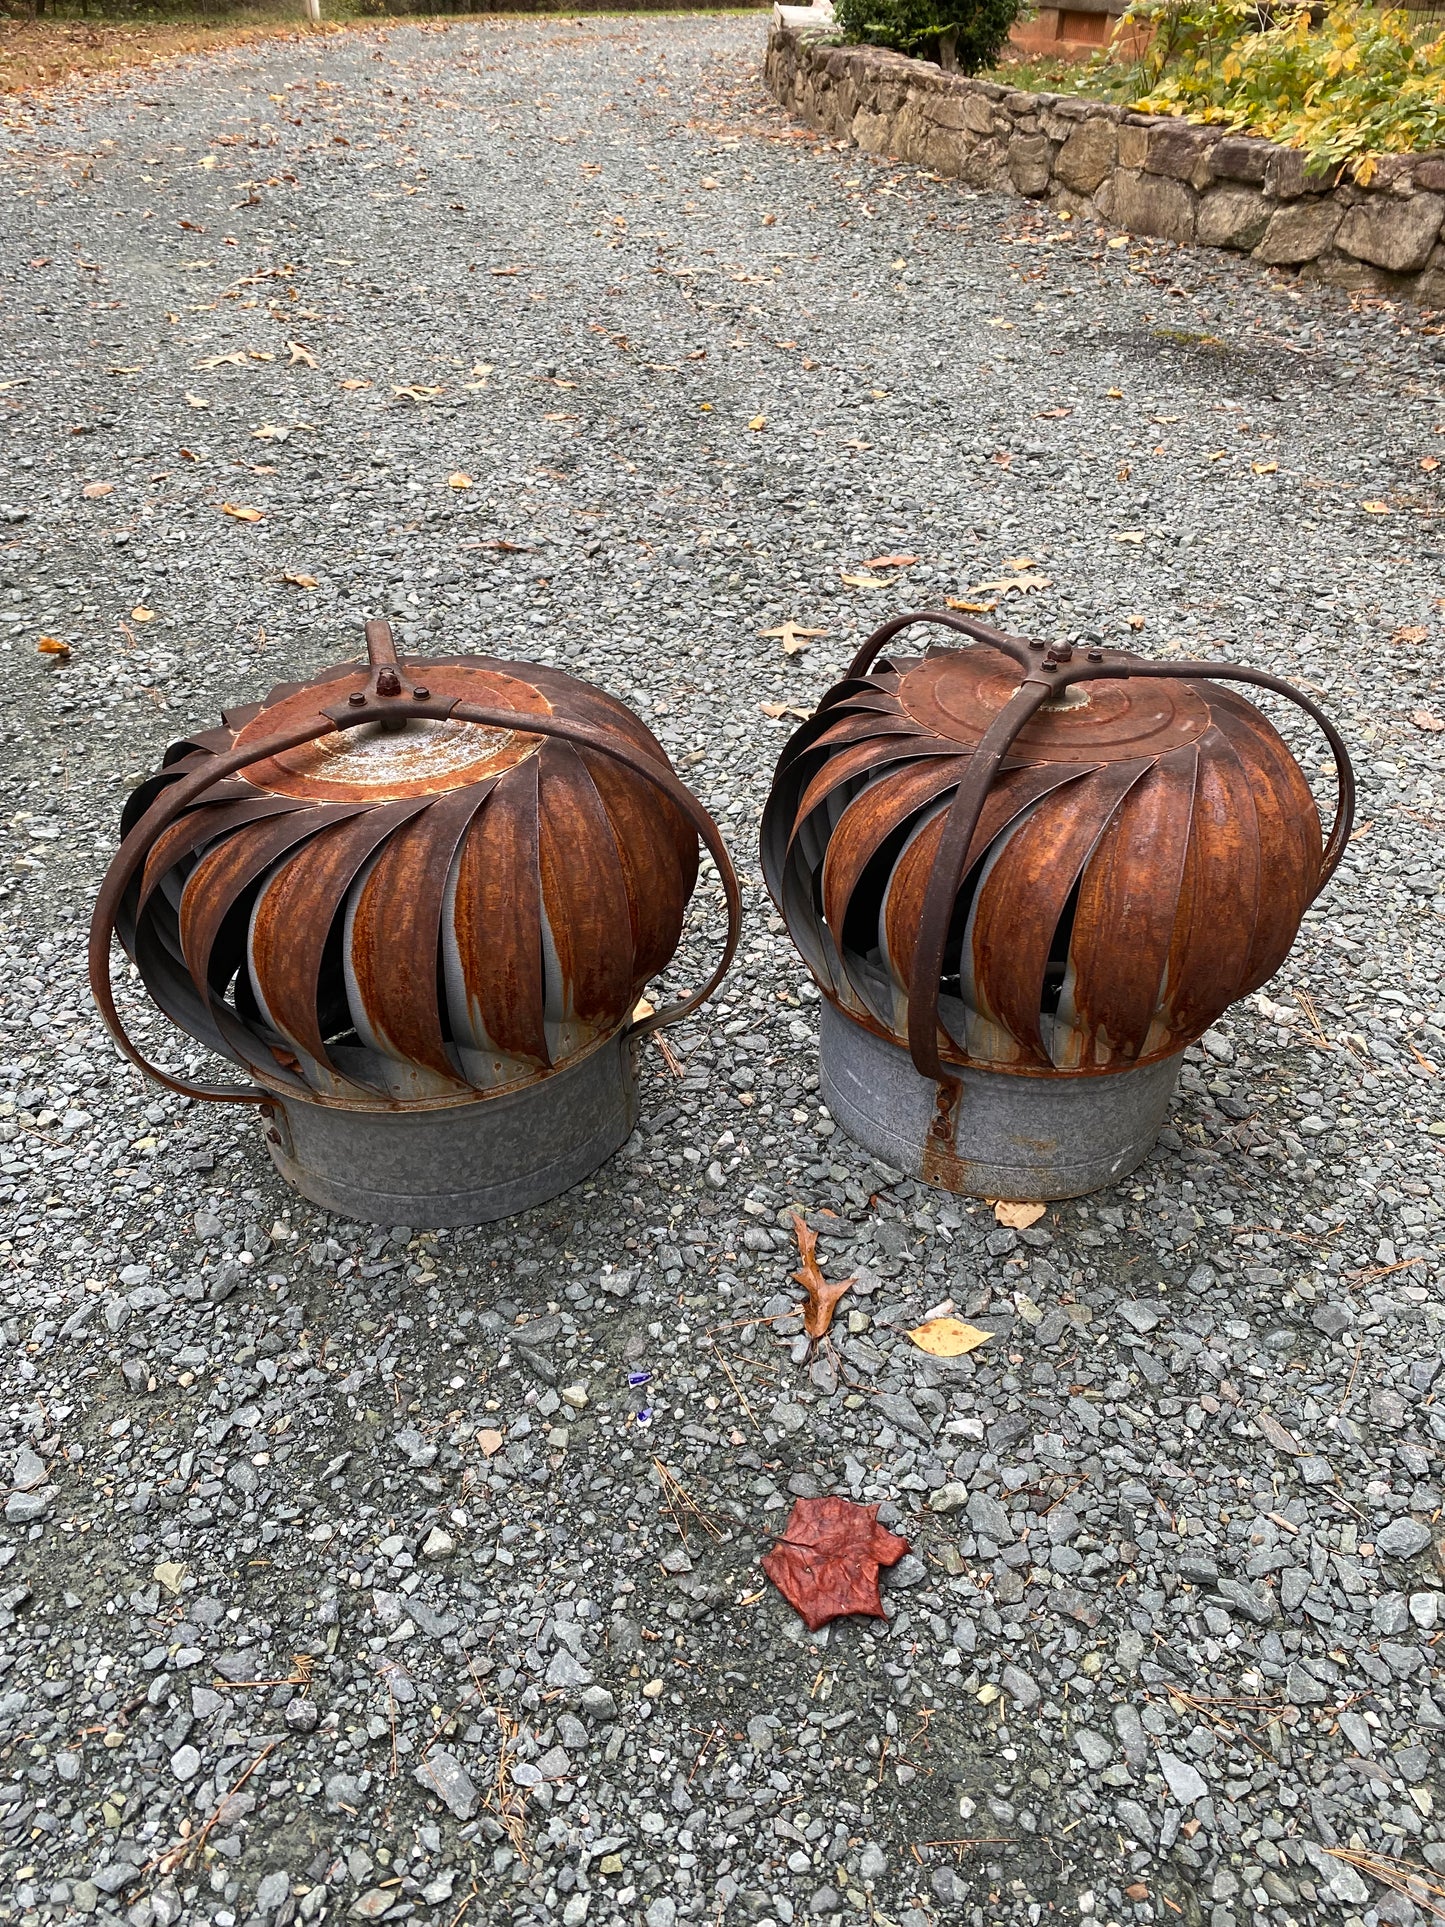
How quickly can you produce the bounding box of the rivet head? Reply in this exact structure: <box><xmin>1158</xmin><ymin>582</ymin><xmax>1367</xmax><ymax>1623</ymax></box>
<box><xmin>348</xmin><ymin>691</ymin><xmax>366</xmax><ymax>706</ymax></box>
<box><xmin>413</xmin><ymin>686</ymin><xmax>430</xmax><ymax>700</ymax></box>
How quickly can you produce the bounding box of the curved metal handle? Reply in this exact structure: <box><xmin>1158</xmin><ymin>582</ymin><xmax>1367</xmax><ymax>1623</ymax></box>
<box><xmin>1102</xmin><ymin>659</ymin><xmax>1356</xmax><ymax>892</ymax></box>
<box><xmin>905</xmin><ymin>674</ymin><xmax>1056</xmax><ymax>1083</ymax></box>
<box><xmin>89</xmin><ymin>711</ymin><xmax>345</xmax><ymax>1104</ymax></box>
<box><xmin>444</xmin><ymin>700</ymin><xmax>741</xmax><ymax>1038</ymax></box>
<box><xmin>900</xmin><ymin>649</ymin><xmax>1355</xmax><ymax>1088</ymax></box>
<box><xmin>847</xmin><ymin>607</ymin><xmax>1034</xmax><ymax>682</ymax></box>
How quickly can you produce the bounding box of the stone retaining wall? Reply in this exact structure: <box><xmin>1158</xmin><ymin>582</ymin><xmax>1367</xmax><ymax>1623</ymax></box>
<box><xmin>765</xmin><ymin>24</ymin><xmax>1445</xmax><ymax>303</ymax></box>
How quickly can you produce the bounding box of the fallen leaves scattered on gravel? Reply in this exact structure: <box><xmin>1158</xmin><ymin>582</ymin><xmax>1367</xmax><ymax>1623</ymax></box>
<box><xmin>906</xmin><ymin>1316</ymin><xmax>994</xmax><ymax>1358</ymax></box>
<box><xmin>993</xmin><ymin>1199</ymin><xmax>1047</xmax><ymax>1228</ymax></box>
<box><xmin>761</xmin><ymin>1495</ymin><xmax>909</xmax><ymax>1631</ymax></box>
<box><xmin>790</xmin><ymin>1210</ymin><xmax>851</xmax><ymax>1339</ymax></box>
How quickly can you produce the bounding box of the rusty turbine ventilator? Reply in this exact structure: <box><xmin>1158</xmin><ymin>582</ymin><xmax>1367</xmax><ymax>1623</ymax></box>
<box><xmin>761</xmin><ymin>611</ymin><xmax>1355</xmax><ymax>1200</ymax></box>
<box><xmin>90</xmin><ymin>620</ymin><xmax>741</xmax><ymax>1226</ymax></box>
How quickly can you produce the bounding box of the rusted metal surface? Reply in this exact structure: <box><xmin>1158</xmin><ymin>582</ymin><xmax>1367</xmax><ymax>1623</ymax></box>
<box><xmin>92</xmin><ymin>620</ymin><xmax>741</xmax><ymax>1114</ymax></box>
<box><xmin>761</xmin><ymin>611</ymin><xmax>1355</xmax><ymax>1096</ymax></box>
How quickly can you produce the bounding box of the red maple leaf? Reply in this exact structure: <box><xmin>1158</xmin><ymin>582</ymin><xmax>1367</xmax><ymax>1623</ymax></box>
<box><xmin>761</xmin><ymin>1496</ymin><xmax>909</xmax><ymax>1631</ymax></box>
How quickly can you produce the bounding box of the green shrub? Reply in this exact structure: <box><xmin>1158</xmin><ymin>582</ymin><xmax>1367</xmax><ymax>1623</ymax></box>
<box><xmin>832</xmin><ymin>0</ymin><xmax>1022</xmax><ymax>74</ymax></box>
<box><xmin>1121</xmin><ymin>0</ymin><xmax>1445</xmax><ymax>179</ymax></box>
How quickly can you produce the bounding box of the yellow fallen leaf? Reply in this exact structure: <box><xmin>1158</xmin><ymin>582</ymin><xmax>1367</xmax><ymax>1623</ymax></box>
<box><xmin>993</xmin><ymin>1199</ymin><xmax>1046</xmax><ymax>1229</ymax></box>
<box><xmin>477</xmin><ymin>1428</ymin><xmax>504</xmax><ymax>1457</ymax></box>
<box><xmin>448</xmin><ymin>471</ymin><xmax>473</xmax><ymax>490</ymax></box>
<box><xmin>987</xmin><ymin>318</ymin><xmax>1015</xmax><ymax>330</ymax></box>
<box><xmin>338</xmin><ymin>378</ymin><xmax>371</xmax><ymax>391</ymax></box>
<box><xmin>153</xmin><ymin>1559</ymin><xmax>186</xmax><ymax>1594</ymax></box>
<box><xmin>287</xmin><ymin>340</ymin><xmax>317</xmax><ymax>368</ymax></box>
<box><xmin>283</xmin><ymin>571</ymin><xmax>317</xmax><ymax>589</ymax></box>
<box><xmin>1251</xmin><ymin>461</ymin><xmax>1278</xmax><ymax>476</ymax></box>
<box><xmin>1107</xmin><ymin>236</ymin><xmax>1129</xmax><ymax>249</ymax></box>
<box><xmin>82</xmin><ymin>481</ymin><xmax>114</xmax><ymax>498</ymax></box>
<box><xmin>631</xmin><ymin>996</ymin><xmax>656</xmax><ymax>1023</ymax></box>
<box><xmin>748</xmin><ymin>414</ymin><xmax>767</xmax><ymax>431</ymax></box>
<box><xmin>130</xmin><ymin>606</ymin><xmax>156</xmax><ymax>622</ymax></box>
<box><xmin>945</xmin><ymin>596</ymin><xmax>995</xmax><ymax>614</ymax></box>
<box><xmin>198</xmin><ymin>155</ymin><xmax>217</xmax><ymax>170</ymax></box>
<box><xmin>1106</xmin><ymin>387</ymin><xmax>1124</xmax><ymax>399</ymax></box>
<box><xmin>907</xmin><ymin>1316</ymin><xmax>993</xmax><ymax>1358</ymax></box>
<box><xmin>37</xmin><ymin>636</ymin><xmax>70</xmax><ymax>658</ymax></box>
<box><xmin>1362</xmin><ymin>500</ymin><xmax>1389</xmax><ymax>514</ymax></box>
<box><xmin>840</xmin><ymin>572</ymin><xmax>892</xmax><ymax>589</ymax></box>
<box><xmin>221</xmin><ymin>502</ymin><xmax>265</xmax><ymax>522</ymax></box>
<box><xmin>247</xmin><ymin>350</ymin><xmax>275</xmax><ymax>363</ymax></box>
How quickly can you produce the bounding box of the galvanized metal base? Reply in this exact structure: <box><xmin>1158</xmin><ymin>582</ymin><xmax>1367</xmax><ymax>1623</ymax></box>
<box><xmin>818</xmin><ymin>1001</ymin><xmax>1183</xmax><ymax>1201</ymax></box>
<box><xmin>258</xmin><ymin>1030</ymin><xmax>637</xmax><ymax>1227</ymax></box>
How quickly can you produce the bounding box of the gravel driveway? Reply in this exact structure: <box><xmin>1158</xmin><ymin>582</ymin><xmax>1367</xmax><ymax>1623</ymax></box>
<box><xmin>1</xmin><ymin>13</ymin><xmax>1443</xmax><ymax>1927</ymax></box>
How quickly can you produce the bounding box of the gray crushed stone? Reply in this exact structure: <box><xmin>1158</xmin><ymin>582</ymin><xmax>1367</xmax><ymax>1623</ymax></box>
<box><xmin>0</xmin><ymin>13</ymin><xmax>1442</xmax><ymax>1927</ymax></box>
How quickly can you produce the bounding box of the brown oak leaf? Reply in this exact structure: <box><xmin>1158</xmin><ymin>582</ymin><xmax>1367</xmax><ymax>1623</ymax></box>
<box><xmin>762</xmin><ymin>1495</ymin><xmax>909</xmax><ymax>1631</ymax></box>
<box><xmin>791</xmin><ymin>1212</ymin><xmax>851</xmax><ymax>1339</ymax></box>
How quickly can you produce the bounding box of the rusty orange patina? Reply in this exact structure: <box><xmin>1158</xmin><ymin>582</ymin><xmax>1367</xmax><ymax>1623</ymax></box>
<box><xmin>93</xmin><ymin>620</ymin><xmax>739</xmax><ymax>1109</ymax></box>
<box><xmin>761</xmin><ymin>610</ymin><xmax>1354</xmax><ymax>1083</ymax></box>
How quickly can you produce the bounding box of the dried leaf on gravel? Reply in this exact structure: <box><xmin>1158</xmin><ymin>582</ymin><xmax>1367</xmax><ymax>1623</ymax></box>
<box><xmin>1362</xmin><ymin>500</ymin><xmax>1390</xmax><ymax>514</ymax></box>
<box><xmin>748</xmin><ymin>414</ymin><xmax>766</xmax><ymax>431</ymax></box>
<box><xmin>1256</xmin><ymin>1411</ymin><xmax>1303</xmax><ymax>1456</ymax></box>
<box><xmin>221</xmin><ymin>503</ymin><xmax>265</xmax><ymax>522</ymax></box>
<box><xmin>448</xmin><ymin>472</ymin><xmax>473</xmax><ymax>490</ymax></box>
<box><xmin>760</xmin><ymin>621</ymin><xmax>826</xmax><ymax>655</ymax></box>
<box><xmin>1411</xmin><ymin>709</ymin><xmax>1444</xmax><ymax>732</ymax></box>
<box><xmin>36</xmin><ymin>636</ymin><xmax>70</xmax><ymax>658</ymax></box>
<box><xmin>1392</xmin><ymin>625</ymin><xmax>1428</xmax><ymax>644</ymax></box>
<box><xmin>283</xmin><ymin>572</ymin><xmax>317</xmax><ymax>589</ymax></box>
<box><xmin>994</xmin><ymin>1200</ymin><xmax>1046</xmax><ymax>1229</ymax></box>
<box><xmin>130</xmin><ymin>606</ymin><xmax>156</xmax><ymax>622</ymax></box>
<box><xmin>81</xmin><ymin>481</ymin><xmax>114</xmax><ymax>498</ymax></box>
<box><xmin>338</xmin><ymin>378</ymin><xmax>371</xmax><ymax>391</ymax></box>
<box><xmin>195</xmin><ymin>351</ymin><xmax>246</xmax><ymax>369</ymax></box>
<box><xmin>863</xmin><ymin>552</ymin><xmax>918</xmax><ymax>569</ymax></box>
<box><xmin>839</xmin><ymin>571</ymin><xmax>892</xmax><ymax>589</ymax></box>
<box><xmin>791</xmin><ymin>1211</ymin><xmax>851</xmax><ymax>1339</ymax></box>
<box><xmin>184</xmin><ymin>392</ymin><xmax>210</xmax><ymax>409</ymax></box>
<box><xmin>907</xmin><ymin>1316</ymin><xmax>993</xmax><ymax>1358</ymax></box>
<box><xmin>762</xmin><ymin>1495</ymin><xmax>909</xmax><ymax>1631</ymax></box>
<box><xmin>287</xmin><ymin>339</ymin><xmax>317</xmax><ymax>367</ymax></box>
<box><xmin>154</xmin><ymin>1559</ymin><xmax>186</xmax><ymax>1594</ymax></box>
<box><xmin>945</xmin><ymin>596</ymin><xmax>994</xmax><ymax>614</ymax></box>
<box><xmin>761</xmin><ymin>701</ymin><xmax>811</xmax><ymax>722</ymax></box>
<box><xmin>476</xmin><ymin>1428</ymin><xmax>504</xmax><ymax>1458</ymax></box>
